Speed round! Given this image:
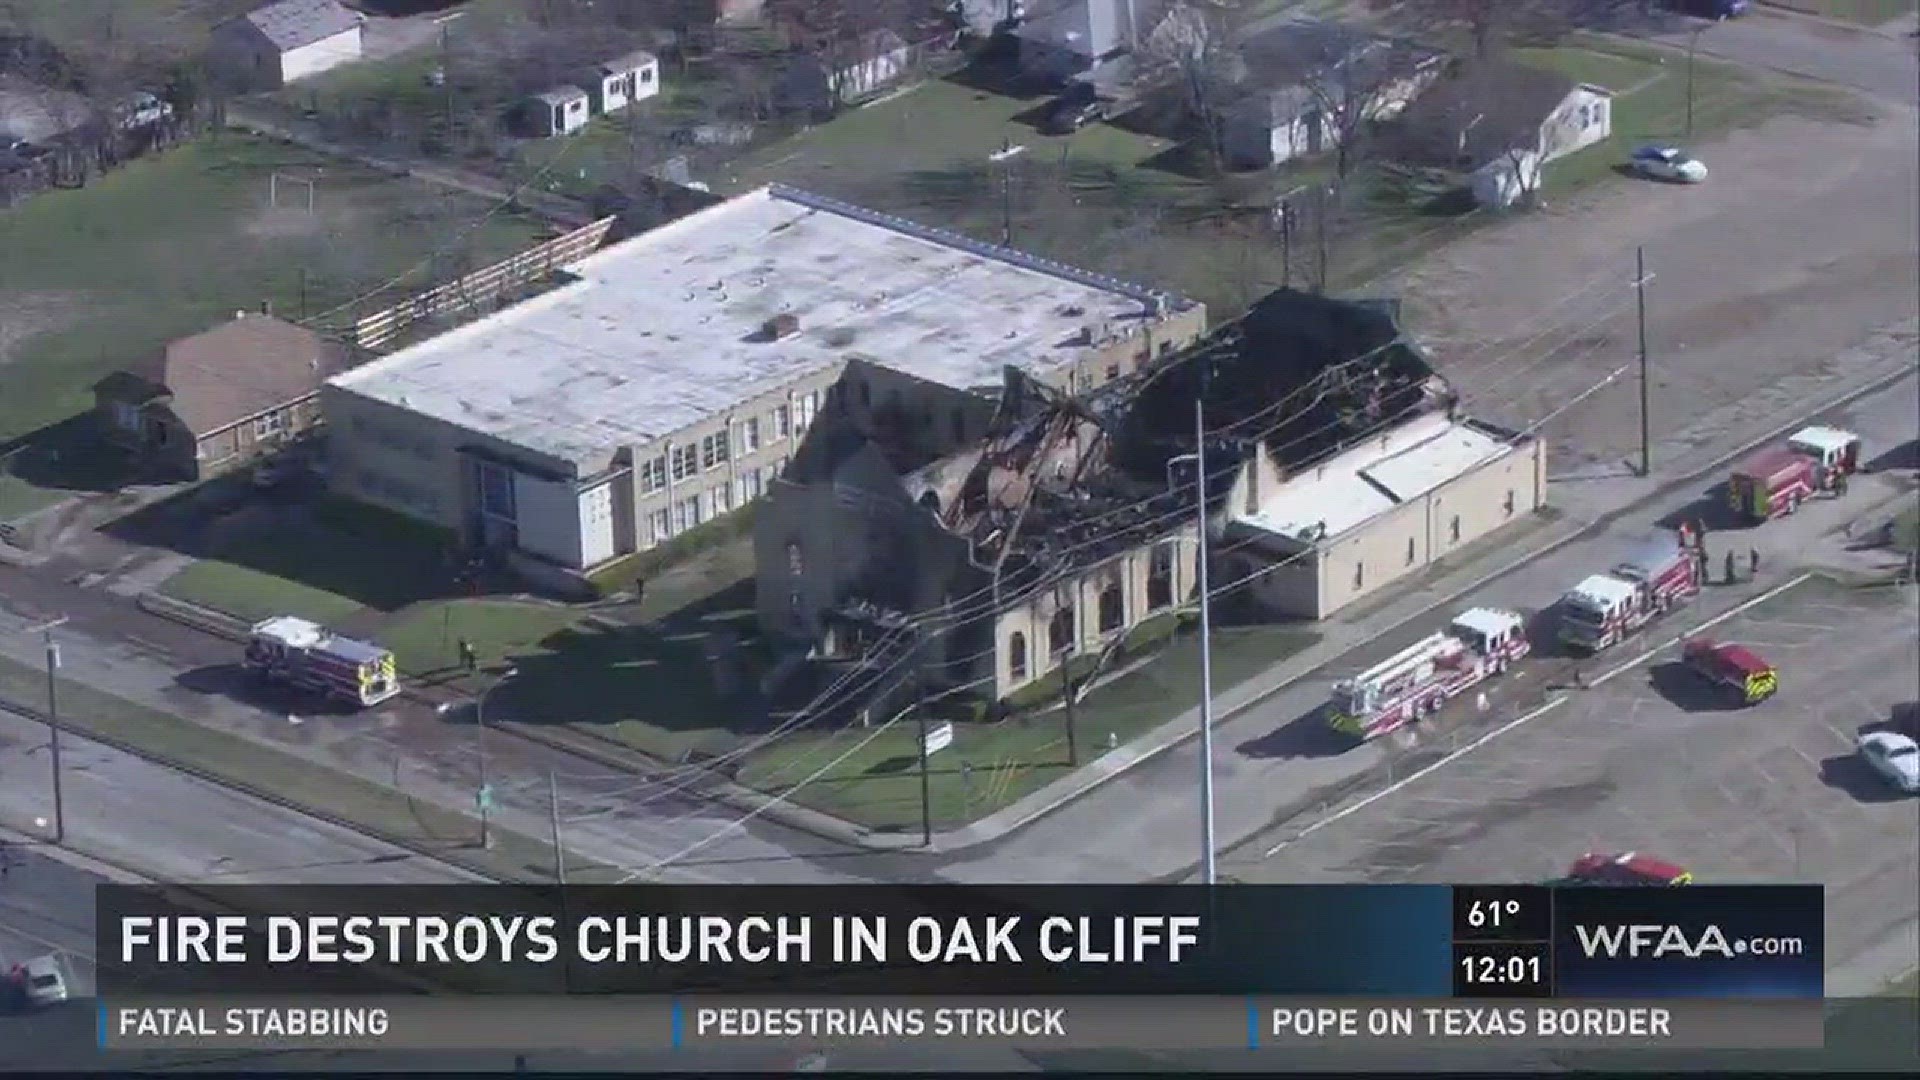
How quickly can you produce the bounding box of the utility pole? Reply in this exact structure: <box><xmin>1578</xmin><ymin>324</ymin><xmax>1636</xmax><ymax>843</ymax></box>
<box><xmin>1063</xmin><ymin>654</ymin><xmax>1079</xmax><ymax>766</ymax></box>
<box><xmin>436</xmin><ymin>11</ymin><xmax>466</xmax><ymax>147</ymax></box>
<box><xmin>989</xmin><ymin>141</ymin><xmax>1026</xmax><ymax>248</ymax></box>
<box><xmin>442</xmin><ymin>666</ymin><xmax>515</xmax><ymax>851</ymax></box>
<box><xmin>547</xmin><ymin>768</ymin><xmax>566</xmax><ymax>885</ymax></box>
<box><xmin>298</xmin><ymin>266</ymin><xmax>308</xmax><ymax>322</ymax></box>
<box><xmin>916</xmin><ymin>702</ymin><xmax>932</xmax><ymax>848</ymax></box>
<box><xmin>1685</xmin><ymin>28</ymin><xmax>1702</xmax><ymax>140</ymax></box>
<box><xmin>1313</xmin><ymin>186</ymin><xmax>1329</xmax><ymax>294</ymax></box>
<box><xmin>1636</xmin><ymin>246</ymin><xmax>1651</xmax><ymax>477</ymax></box>
<box><xmin>1279</xmin><ymin>199</ymin><xmax>1292</xmax><ymax>288</ymax></box>
<box><xmin>1193</xmin><ymin>398</ymin><xmax>1217</xmax><ymax>886</ymax></box>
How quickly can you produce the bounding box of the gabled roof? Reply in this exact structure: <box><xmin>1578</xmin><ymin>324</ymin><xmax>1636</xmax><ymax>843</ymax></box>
<box><xmin>534</xmin><ymin>85</ymin><xmax>589</xmax><ymax>106</ymax></box>
<box><xmin>116</xmin><ymin>313</ymin><xmax>350</xmax><ymax>436</ymax></box>
<box><xmin>1395</xmin><ymin>60</ymin><xmax>1583</xmax><ymax>165</ymax></box>
<box><xmin>593</xmin><ymin>51</ymin><xmax>659</xmax><ymax>75</ymax></box>
<box><xmin>227</xmin><ymin>0</ymin><xmax>361</xmax><ymax>53</ymax></box>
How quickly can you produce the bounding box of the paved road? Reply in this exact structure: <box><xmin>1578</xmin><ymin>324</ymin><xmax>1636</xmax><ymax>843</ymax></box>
<box><xmin>0</xmin><ymin>705</ymin><xmax>484</xmax><ymax>888</ymax></box>
<box><xmin>1642</xmin><ymin>5</ymin><xmax>1920</xmax><ymax>103</ymax></box>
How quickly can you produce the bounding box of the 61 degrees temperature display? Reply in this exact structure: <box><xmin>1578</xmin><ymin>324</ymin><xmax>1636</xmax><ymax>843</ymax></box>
<box><xmin>1452</xmin><ymin>887</ymin><xmax>1550</xmax><ymax>942</ymax></box>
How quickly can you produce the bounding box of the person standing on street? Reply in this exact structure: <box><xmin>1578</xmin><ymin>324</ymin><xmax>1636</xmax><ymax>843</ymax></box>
<box><xmin>1749</xmin><ymin>547</ymin><xmax>1760</xmax><ymax>576</ymax></box>
<box><xmin>1724</xmin><ymin>549</ymin><xmax>1738</xmax><ymax>585</ymax></box>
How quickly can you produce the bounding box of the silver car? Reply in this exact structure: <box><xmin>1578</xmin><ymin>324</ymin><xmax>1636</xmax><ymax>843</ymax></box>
<box><xmin>1858</xmin><ymin>731</ymin><xmax>1920</xmax><ymax>794</ymax></box>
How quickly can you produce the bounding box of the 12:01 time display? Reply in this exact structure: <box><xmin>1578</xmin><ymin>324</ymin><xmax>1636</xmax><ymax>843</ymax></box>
<box><xmin>1452</xmin><ymin>943</ymin><xmax>1550</xmax><ymax>997</ymax></box>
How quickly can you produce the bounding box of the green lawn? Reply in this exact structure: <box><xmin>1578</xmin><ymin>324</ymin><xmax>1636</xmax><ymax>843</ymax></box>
<box><xmin>1769</xmin><ymin>0</ymin><xmax>1917</xmax><ymax>25</ymax></box>
<box><xmin>736</xmin><ymin>624</ymin><xmax>1318</xmax><ymax>831</ymax></box>
<box><xmin>380</xmin><ymin>599</ymin><xmax>588</xmax><ymax>678</ymax></box>
<box><xmin>0</xmin><ymin>134</ymin><xmax>547</xmax><ymax>512</ymax></box>
<box><xmin>153</xmin><ymin>494</ymin><xmax>455</xmax><ymax>623</ymax></box>
<box><xmin>158</xmin><ymin>560</ymin><xmax>365</xmax><ymax>626</ymax></box>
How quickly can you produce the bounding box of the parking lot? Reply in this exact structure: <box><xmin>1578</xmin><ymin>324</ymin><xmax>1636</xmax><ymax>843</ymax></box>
<box><xmin>1226</xmin><ymin>576</ymin><xmax>1919</xmax><ymax>986</ymax></box>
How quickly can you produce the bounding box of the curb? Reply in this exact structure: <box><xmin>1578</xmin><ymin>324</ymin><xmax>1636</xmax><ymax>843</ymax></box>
<box><xmin>0</xmin><ymin>823</ymin><xmax>152</xmax><ymax>886</ymax></box>
<box><xmin>924</xmin><ymin>357</ymin><xmax>1918</xmax><ymax>854</ymax></box>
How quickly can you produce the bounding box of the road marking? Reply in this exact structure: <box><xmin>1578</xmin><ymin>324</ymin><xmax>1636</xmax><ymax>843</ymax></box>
<box><xmin>0</xmin><ymin>915</ymin><xmax>93</xmax><ymax>964</ymax></box>
<box><xmin>1261</xmin><ymin>573</ymin><xmax>1816</xmax><ymax>860</ymax></box>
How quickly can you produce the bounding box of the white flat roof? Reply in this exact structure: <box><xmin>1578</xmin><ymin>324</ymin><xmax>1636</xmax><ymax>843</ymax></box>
<box><xmin>1234</xmin><ymin>412</ymin><xmax>1515</xmax><ymax>543</ymax></box>
<box><xmin>1788</xmin><ymin>425</ymin><xmax>1856</xmax><ymax>454</ymax></box>
<box><xmin>329</xmin><ymin>186</ymin><xmax>1182</xmax><ymax>474</ymax></box>
<box><xmin>1451</xmin><ymin>606</ymin><xmax>1523</xmax><ymax>639</ymax></box>
<box><xmin>1568</xmin><ymin>574</ymin><xmax>1636</xmax><ymax>608</ymax></box>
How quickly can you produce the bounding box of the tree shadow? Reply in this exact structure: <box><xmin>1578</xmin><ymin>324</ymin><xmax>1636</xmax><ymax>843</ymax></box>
<box><xmin>1818</xmin><ymin>752</ymin><xmax>1912</xmax><ymax>804</ymax></box>
<box><xmin>1860</xmin><ymin>703</ymin><xmax>1920</xmax><ymax>740</ymax></box>
<box><xmin>1235</xmin><ymin>703</ymin><xmax>1358</xmax><ymax>759</ymax></box>
<box><xmin>1644</xmin><ymin>660</ymin><xmax>1751</xmax><ymax>712</ymax></box>
<box><xmin>1657</xmin><ymin>483</ymin><xmax>1760</xmax><ymax>534</ymax></box>
<box><xmin>0</xmin><ymin>415</ymin><xmax>151</xmax><ymax>503</ymax></box>
<box><xmin>943</xmin><ymin>57</ymin><xmax>1056</xmax><ymax>101</ymax></box>
<box><xmin>484</xmin><ymin>580</ymin><xmax>775</xmax><ymax>755</ymax></box>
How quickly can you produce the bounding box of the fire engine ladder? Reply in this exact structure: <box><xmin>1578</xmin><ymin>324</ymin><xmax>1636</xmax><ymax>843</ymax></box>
<box><xmin>1348</xmin><ymin>630</ymin><xmax>1457</xmax><ymax>696</ymax></box>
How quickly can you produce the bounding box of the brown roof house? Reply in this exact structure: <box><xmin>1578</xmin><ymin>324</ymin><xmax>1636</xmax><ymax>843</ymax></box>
<box><xmin>94</xmin><ymin>310</ymin><xmax>350</xmax><ymax>480</ymax></box>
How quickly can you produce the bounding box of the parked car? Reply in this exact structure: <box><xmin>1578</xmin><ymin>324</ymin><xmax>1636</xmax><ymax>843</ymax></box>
<box><xmin>1667</xmin><ymin>0</ymin><xmax>1750</xmax><ymax>18</ymax></box>
<box><xmin>1857</xmin><ymin>731</ymin><xmax>1920</xmax><ymax>794</ymax></box>
<box><xmin>1630</xmin><ymin>145</ymin><xmax>1709</xmax><ymax>183</ymax></box>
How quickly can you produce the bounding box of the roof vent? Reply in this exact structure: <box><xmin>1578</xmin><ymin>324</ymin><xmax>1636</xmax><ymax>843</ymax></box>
<box><xmin>234</xmin><ymin>310</ymin><xmax>247</xmax><ymax>320</ymax></box>
<box><xmin>763</xmin><ymin>313</ymin><xmax>800</xmax><ymax>341</ymax></box>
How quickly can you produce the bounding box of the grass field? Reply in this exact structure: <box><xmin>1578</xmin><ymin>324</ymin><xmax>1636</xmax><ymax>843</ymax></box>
<box><xmin>735</xmin><ymin>624</ymin><xmax>1317</xmax><ymax>831</ymax></box>
<box><xmin>0</xmin><ymin>134</ymin><xmax>547</xmax><ymax>518</ymax></box>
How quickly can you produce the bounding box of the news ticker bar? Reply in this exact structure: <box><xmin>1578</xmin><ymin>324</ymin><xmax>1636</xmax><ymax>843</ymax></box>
<box><xmin>100</xmin><ymin>884</ymin><xmax>1826</xmax><ymax>999</ymax></box>
<box><xmin>99</xmin><ymin>996</ymin><xmax>1826</xmax><ymax>1052</ymax></box>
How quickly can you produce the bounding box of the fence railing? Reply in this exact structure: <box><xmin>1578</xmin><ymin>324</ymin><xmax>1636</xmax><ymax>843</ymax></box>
<box><xmin>346</xmin><ymin>215</ymin><xmax>617</xmax><ymax>350</ymax></box>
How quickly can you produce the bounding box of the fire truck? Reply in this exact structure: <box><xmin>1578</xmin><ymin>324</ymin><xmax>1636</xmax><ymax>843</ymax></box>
<box><xmin>1557</xmin><ymin>530</ymin><xmax>1701</xmax><ymax>653</ymax></box>
<box><xmin>1727</xmin><ymin>424</ymin><xmax>1862</xmax><ymax>522</ymax></box>
<box><xmin>1681</xmin><ymin>637</ymin><xmax>1778</xmax><ymax>705</ymax></box>
<box><xmin>244</xmin><ymin>616</ymin><xmax>400</xmax><ymax>708</ymax></box>
<box><xmin>1327</xmin><ymin>607</ymin><xmax>1530</xmax><ymax>740</ymax></box>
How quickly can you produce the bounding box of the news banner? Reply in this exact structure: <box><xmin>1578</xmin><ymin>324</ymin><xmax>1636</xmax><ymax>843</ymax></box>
<box><xmin>94</xmin><ymin>885</ymin><xmax>1826</xmax><ymax>1054</ymax></box>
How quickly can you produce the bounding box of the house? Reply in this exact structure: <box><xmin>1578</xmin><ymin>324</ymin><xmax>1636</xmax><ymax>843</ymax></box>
<box><xmin>774</xmin><ymin>29</ymin><xmax>913</xmax><ymax>112</ymax></box>
<box><xmin>581</xmin><ymin>51</ymin><xmax>660</xmax><ymax>115</ymax></box>
<box><xmin>1219</xmin><ymin>20</ymin><xmax>1444</xmax><ymax>170</ymax></box>
<box><xmin>1394</xmin><ymin>61</ymin><xmax>1614</xmax><ymax>208</ymax></box>
<box><xmin>94</xmin><ymin>311</ymin><xmax>351</xmax><ymax>480</ymax></box>
<box><xmin>524</xmin><ymin>85</ymin><xmax>591</xmax><ymax>136</ymax></box>
<box><xmin>211</xmin><ymin>0</ymin><xmax>364</xmax><ymax>89</ymax></box>
<box><xmin>321</xmin><ymin>185</ymin><xmax>1204</xmax><ymax>584</ymax></box>
<box><xmin>1014</xmin><ymin>0</ymin><xmax>1173</xmax><ymax>82</ymax></box>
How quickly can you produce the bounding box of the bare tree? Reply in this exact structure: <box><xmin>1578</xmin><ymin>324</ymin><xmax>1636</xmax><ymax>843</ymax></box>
<box><xmin>1368</xmin><ymin>0</ymin><xmax>1507</xmax><ymax>59</ymax></box>
<box><xmin>1138</xmin><ymin>0</ymin><xmax>1235</xmax><ymax>173</ymax></box>
<box><xmin>1297</xmin><ymin>29</ymin><xmax>1436</xmax><ymax>190</ymax></box>
<box><xmin>764</xmin><ymin>0</ymin><xmax>910</xmax><ymax>109</ymax></box>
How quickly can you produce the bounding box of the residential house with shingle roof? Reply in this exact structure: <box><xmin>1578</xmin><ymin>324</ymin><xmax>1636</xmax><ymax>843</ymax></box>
<box><xmin>211</xmin><ymin>0</ymin><xmax>364</xmax><ymax>89</ymax></box>
<box><xmin>94</xmin><ymin>310</ymin><xmax>353</xmax><ymax>479</ymax></box>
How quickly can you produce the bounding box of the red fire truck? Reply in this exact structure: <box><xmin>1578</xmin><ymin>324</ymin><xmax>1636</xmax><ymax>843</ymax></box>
<box><xmin>1556</xmin><ymin>851</ymin><xmax>1693</xmax><ymax>886</ymax></box>
<box><xmin>1556</xmin><ymin>531</ymin><xmax>1702</xmax><ymax>653</ymax></box>
<box><xmin>1727</xmin><ymin>425</ymin><xmax>1862</xmax><ymax>522</ymax></box>
<box><xmin>1327</xmin><ymin>607</ymin><xmax>1531</xmax><ymax>740</ymax></box>
<box><xmin>1682</xmin><ymin>638</ymin><xmax>1779</xmax><ymax>705</ymax></box>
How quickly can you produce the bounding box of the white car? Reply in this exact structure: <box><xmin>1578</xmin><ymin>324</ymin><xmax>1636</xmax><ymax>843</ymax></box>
<box><xmin>1630</xmin><ymin>145</ymin><xmax>1709</xmax><ymax>184</ymax></box>
<box><xmin>1857</xmin><ymin>731</ymin><xmax>1920</xmax><ymax>794</ymax></box>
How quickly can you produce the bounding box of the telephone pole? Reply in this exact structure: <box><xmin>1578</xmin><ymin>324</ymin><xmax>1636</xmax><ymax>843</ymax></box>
<box><xmin>1636</xmin><ymin>246</ymin><xmax>1651</xmax><ymax>477</ymax></box>
<box><xmin>16</xmin><ymin>618</ymin><xmax>68</xmax><ymax>842</ymax></box>
<box><xmin>547</xmin><ymin>768</ymin><xmax>566</xmax><ymax>885</ymax></box>
<box><xmin>916</xmin><ymin>702</ymin><xmax>933</xmax><ymax>848</ymax></box>
<box><xmin>1194</xmin><ymin>398</ymin><xmax>1217</xmax><ymax>886</ymax></box>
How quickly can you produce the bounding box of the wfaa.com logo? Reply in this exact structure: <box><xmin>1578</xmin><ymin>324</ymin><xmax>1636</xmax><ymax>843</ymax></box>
<box><xmin>1573</xmin><ymin>924</ymin><xmax>1808</xmax><ymax>960</ymax></box>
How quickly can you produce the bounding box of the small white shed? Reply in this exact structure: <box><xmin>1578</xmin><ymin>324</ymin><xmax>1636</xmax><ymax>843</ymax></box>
<box><xmin>1470</xmin><ymin>149</ymin><xmax>1543</xmax><ymax>209</ymax></box>
<box><xmin>527</xmin><ymin>86</ymin><xmax>591</xmax><ymax>136</ymax></box>
<box><xmin>583</xmin><ymin>51</ymin><xmax>661</xmax><ymax>115</ymax></box>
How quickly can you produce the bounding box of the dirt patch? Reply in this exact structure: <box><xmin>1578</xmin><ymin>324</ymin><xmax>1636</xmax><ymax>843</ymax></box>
<box><xmin>0</xmin><ymin>291</ymin><xmax>87</xmax><ymax>366</ymax></box>
<box><xmin>242</xmin><ymin>205</ymin><xmax>365</xmax><ymax>240</ymax></box>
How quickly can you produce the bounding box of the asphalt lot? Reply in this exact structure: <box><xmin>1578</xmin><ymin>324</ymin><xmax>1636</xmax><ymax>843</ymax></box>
<box><xmin>1227</xmin><ymin>577</ymin><xmax>1920</xmax><ymax>993</ymax></box>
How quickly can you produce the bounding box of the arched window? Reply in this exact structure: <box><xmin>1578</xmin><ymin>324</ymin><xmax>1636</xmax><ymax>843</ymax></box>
<box><xmin>1097</xmin><ymin>578</ymin><xmax>1124</xmax><ymax>633</ymax></box>
<box><xmin>1008</xmin><ymin>632</ymin><xmax>1028</xmax><ymax>682</ymax></box>
<box><xmin>1148</xmin><ymin>543</ymin><xmax>1175</xmax><ymax>610</ymax></box>
<box><xmin>1048</xmin><ymin>606</ymin><xmax>1074</xmax><ymax>657</ymax></box>
<box><xmin>918</xmin><ymin>490</ymin><xmax>941</xmax><ymax>513</ymax></box>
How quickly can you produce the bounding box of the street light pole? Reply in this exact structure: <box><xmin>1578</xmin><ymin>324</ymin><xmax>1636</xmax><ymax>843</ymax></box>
<box><xmin>989</xmin><ymin>141</ymin><xmax>1026</xmax><ymax>248</ymax></box>
<box><xmin>1685</xmin><ymin>28</ymin><xmax>1703</xmax><ymax>140</ymax></box>
<box><xmin>17</xmin><ymin>618</ymin><xmax>67</xmax><ymax>842</ymax></box>
<box><xmin>1193</xmin><ymin>398</ymin><xmax>1217</xmax><ymax>886</ymax></box>
<box><xmin>474</xmin><ymin>667</ymin><xmax>517</xmax><ymax>850</ymax></box>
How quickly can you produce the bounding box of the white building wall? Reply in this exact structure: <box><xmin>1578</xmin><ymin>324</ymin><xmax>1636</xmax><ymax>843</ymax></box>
<box><xmin>279</xmin><ymin>28</ymin><xmax>363</xmax><ymax>84</ymax></box>
<box><xmin>1541</xmin><ymin>87</ymin><xmax>1612</xmax><ymax>162</ymax></box>
<box><xmin>578</xmin><ymin>480</ymin><xmax>620</xmax><ymax>567</ymax></box>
